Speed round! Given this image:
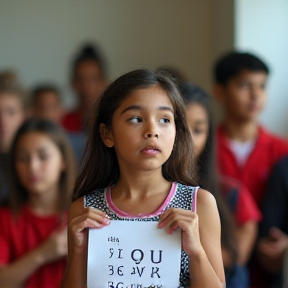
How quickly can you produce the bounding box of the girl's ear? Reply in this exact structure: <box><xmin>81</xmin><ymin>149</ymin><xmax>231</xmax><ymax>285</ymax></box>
<box><xmin>99</xmin><ymin>123</ymin><xmax>114</xmax><ymax>148</ymax></box>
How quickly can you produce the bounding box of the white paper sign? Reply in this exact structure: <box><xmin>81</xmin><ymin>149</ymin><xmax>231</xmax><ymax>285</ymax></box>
<box><xmin>87</xmin><ymin>220</ymin><xmax>182</xmax><ymax>288</ymax></box>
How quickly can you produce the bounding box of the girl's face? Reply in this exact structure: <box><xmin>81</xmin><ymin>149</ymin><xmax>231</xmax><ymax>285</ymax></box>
<box><xmin>0</xmin><ymin>94</ymin><xmax>25</xmax><ymax>152</ymax></box>
<box><xmin>185</xmin><ymin>103</ymin><xmax>209</xmax><ymax>159</ymax></box>
<box><xmin>101</xmin><ymin>85</ymin><xmax>176</xmax><ymax>173</ymax></box>
<box><xmin>15</xmin><ymin>132</ymin><xmax>64</xmax><ymax>196</ymax></box>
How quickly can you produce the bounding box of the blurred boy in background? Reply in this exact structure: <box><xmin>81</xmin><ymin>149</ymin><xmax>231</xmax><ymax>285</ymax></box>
<box><xmin>214</xmin><ymin>51</ymin><xmax>288</xmax><ymax>208</ymax></box>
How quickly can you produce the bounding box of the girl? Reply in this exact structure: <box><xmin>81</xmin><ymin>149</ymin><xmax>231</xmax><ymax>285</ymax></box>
<box><xmin>62</xmin><ymin>69</ymin><xmax>225</xmax><ymax>288</ymax></box>
<box><xmin>181</xmin><ymin>82</ymin><xmax>262</xmax><ymax>287</ymax></box>
<box><xmin>0</xmin><ymin>118</ymin><xmax>76</xmax><ymax>288</ymax></box>
<box><xmin>62</xmin><ymin>44</ymin><xmax>107</xmax><ymax>133</ymax></box>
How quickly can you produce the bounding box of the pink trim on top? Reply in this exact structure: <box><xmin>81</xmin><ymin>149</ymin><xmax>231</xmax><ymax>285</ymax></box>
<box><xmin>192</xmin><ymin>186</ymin><xmax>199</xmax><ymax>213</ymax></box>
<box><xmin>105</xmin><ymin>182</ymin><xmax>178</xmax><ymax>218</ymax></box>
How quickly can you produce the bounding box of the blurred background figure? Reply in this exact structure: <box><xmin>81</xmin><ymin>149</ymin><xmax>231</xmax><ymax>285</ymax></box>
<box><xmin>0</xmin><ymin>118</ymin><xmax>76</xmax><ymax>288</ymax></box>
<box><xmin>0</xmin><ymin>77</ymin><xmax>27</xmax><ymax>205</ymax></box>
<box><xmin>181</xmin><ymin>81</ymin><xmax>261</xmax><ymax>288</ymax></box>
<box><xmin>257</xmin><ymin>155</ymin><xmax>288</xmax><ymax>288</ymax></box>
<box><xmin>30</xmin><ymin>84</ymin><xmax>64</xmax><ymax>125</ymax></box>
<box><xmin>62</xmin><ymin>43</ymin><xmax>107</xmax><ymax>133</ymax></box>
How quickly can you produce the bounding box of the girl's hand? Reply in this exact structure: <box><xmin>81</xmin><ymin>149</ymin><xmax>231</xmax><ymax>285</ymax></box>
<box><xmin>158</xmin><ymin>208</ymin><xmax>202</xmax><ymax>256</ymax></box>
<box><xmin>38</xmin><ymin>227</ymin><xmax>68</xmax><ymax>263</ymax></box>
<box><xmin>68</xmin><ymin>205</ymin><xmax>110</xmax><ymax>254</ymax></box>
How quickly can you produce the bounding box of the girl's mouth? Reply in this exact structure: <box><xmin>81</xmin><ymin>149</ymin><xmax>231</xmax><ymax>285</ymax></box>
<box><xmin>141</xmin><ymin>145</ymin><xmax>161</xmax><ymax>155</ymax></box>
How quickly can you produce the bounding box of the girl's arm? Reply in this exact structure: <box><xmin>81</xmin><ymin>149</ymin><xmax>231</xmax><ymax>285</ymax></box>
<box><xmin>236</xmin><ymin>220</ymin><xmax>258</xmax><ymax>266</ymax></box>
<box><xmin>159</xmin><ymin>189</ymin><xmax>225</xmax><ymax>288</ymax></box>
<box><xmin>0</xmin><ymin>228</ymin><xmax>67</xmax><ymax>288</ymax></box>
<box><xmin>61</xmin><ymin>197</ymin><xmax>110</xmax><ymax>288</ymax></box>
<box><xmin>222</xmin><ymin>221</ymin><xmax>258</xmax><ymax>267</ymax></box>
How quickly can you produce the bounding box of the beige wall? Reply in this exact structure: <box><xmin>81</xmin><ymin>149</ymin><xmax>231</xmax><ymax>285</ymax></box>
<box><xmin>0</xmin><ymin>0</ymin><xmax>234</xmax><ymax>108</ymax></box>
<box><xmin>210</xmin><ymin>0</ymin><xmax>235</xmax><ymax>124</ymax></box>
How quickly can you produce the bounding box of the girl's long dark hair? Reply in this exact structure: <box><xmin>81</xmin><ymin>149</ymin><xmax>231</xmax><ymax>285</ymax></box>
<box><xmin>180</xmin><ymin>82</ymin><xmax>238</xmax><ymax>265</ymax></box>
<box><xmin>9</xmin><ymin>118</ymin><xmax>76</xmax><ymax>213</ymax></box>
<box><xmin>73</xmin><ymin>69</ymin><xmax>197</xmax><ymax>200</ymax></box>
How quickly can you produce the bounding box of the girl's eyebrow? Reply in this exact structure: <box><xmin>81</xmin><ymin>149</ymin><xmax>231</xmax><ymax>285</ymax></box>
<box><xmin>121</xmin><ymin>105</ymin><xmax>174</xmax><ymax>115</ymax></box>
<box><xmin>121</xmin><ymin>105</ymin><xmax>141</xmax><ymax>114</ymax></box>
<box><xmin>16</xmin><ymin>147</ymin><xmax>50</xmax><ymax>153</ymax></box>
<box><xmin>194</xmin><ymin>119</ymin><xmax>208</xmax><ymax>124</ymax></box>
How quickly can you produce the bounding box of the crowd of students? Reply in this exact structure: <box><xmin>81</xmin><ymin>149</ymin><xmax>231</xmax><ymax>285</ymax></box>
<box><xmin>0</xmin><ymin>45</ymin><xmax>287</xmax><ymax>288</ymax></box>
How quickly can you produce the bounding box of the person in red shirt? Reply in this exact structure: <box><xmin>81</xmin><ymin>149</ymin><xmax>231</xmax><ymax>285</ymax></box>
<box><xmin>62</xmin><ymin>44</ymin><xmax>107</xmax><ymax>132</ymax></box>
<box><xmin>0</xmin><ymin>118</ymin><xmax>76</xmax><ymax>288</ymax></box>
<box><xmin>181</xmin><ymin>81</ymin><xmax>261</xmax><ymax>288</ymax></box>
<box><xmin>213</xmin><ymin>51</ymin><xmax>288</xmax><ymax>288</ymax></box>
<box><xmin>213</xmin><ymin>51</ymin><xmax>288</xmax><ymax>207</ymax></box>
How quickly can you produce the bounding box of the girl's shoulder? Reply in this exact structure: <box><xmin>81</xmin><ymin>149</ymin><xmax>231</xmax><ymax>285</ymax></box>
<box><xmin>196</xmin><ymin>188</ymin><xmax>217</xmax><ymax>208</ymax></box>
<box><xmin>196</xmin><ymin>188</ymin><xmax>219</xmax><ymax>225</ymax></box>
<box><xmin>69</xmin><ymin>188</ymin><xmax>106</xmax><ymax>218</ymax></box>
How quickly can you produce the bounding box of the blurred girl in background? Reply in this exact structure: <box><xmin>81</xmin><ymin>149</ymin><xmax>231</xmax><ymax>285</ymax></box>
<box><xmin>0</xmin><ymin>118</ymin><xmax>76</xmax><ymax>288</ymax></box>
<box><xmin>181</xmin><ymin>81</ymin><xmax>262</xmax><ymax>288</ymax></box>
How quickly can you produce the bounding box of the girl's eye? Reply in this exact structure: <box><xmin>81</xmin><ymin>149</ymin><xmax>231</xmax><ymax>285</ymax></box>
<box><xmin>159</xmin><ymin>118</ymin><xmax>170</xmax><ymax>124</ymax></box>
<box><xmin>193</xmin><ymin>128</ymin><xmax>204</xmax><ymax>135</ymax></box>
<box><xmin>129</xmin><ymin>117</ymin><xmax>142</xmax><ymax>123</ymax></box>
<box><xmin>39</xmin><ymin>153</ymin><xmax>49</xmax><ymax>161</ymax></box>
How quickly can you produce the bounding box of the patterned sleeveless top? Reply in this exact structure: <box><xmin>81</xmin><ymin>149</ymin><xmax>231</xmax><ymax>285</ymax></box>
<box><xmin>84</xmin><ymin>182</ymin><xmax>199</xmax><ymax>288</ymax></box>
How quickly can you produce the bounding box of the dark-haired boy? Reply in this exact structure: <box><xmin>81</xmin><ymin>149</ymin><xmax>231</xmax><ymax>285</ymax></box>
<box><xmin>213</xmin><ymin>51</ymin><xmax>288</xmax><ymax>288</ymax></box>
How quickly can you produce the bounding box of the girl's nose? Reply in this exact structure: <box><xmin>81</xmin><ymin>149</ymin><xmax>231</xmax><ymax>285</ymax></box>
<box><xmin>145</xmin><ymin>133</ymin><xmax>159</xmax><ymax>139</ymax></box>
<box><xmin>29</xmin><ymin>157</ymin><xmax>40</xmax><ymax>172</ymax></box>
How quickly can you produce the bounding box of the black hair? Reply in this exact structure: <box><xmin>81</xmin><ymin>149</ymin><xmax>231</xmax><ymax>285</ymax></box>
<box><xmin>180</xmin><ymin>81</ymin><xmax>238</xmax><ymax>266</ymax></box>
<box><xmin>71</xmin><ymin>43</ymin><xmax>107</xmax><ymax>79</ymax></box>
<box><xmin>73</xmin><ymin>69</ymin><xmax>197</xmax><ymax>200</ymax></box>
<box><xmin>30</xmin><ymin>84</ymin><xmax>61</xmax><ymax>106</ymax></box>
<box><xmin>214</xmin><ymin>51</ymin><xmax>269</xmax><ymax>85</ymax></box>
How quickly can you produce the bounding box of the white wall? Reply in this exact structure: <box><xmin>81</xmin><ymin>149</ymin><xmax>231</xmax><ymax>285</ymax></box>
<box><xmin>235</xmin><ymin>0</ymin><xmax>288</xmax><ymax>137</ymax></box>
<box><xmin>0</xmin><ymin>0</ymin><xmax>215</xmax><ymax>108</ymax></box>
